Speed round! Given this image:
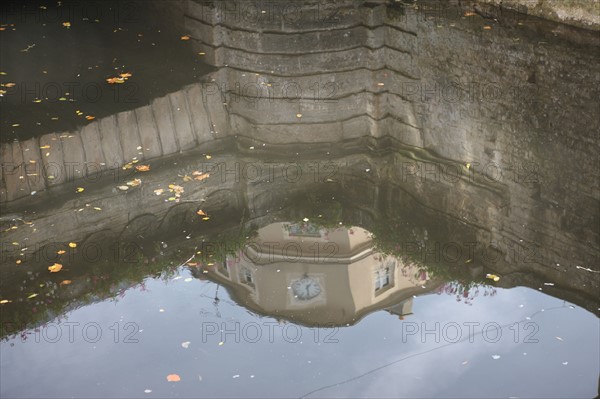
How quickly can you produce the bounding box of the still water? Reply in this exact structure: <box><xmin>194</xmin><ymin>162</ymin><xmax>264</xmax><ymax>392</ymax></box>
<box><xmin>1</xmin><ymin>0</ymin><xmax>599</xmax><ymax>398</ymax></box>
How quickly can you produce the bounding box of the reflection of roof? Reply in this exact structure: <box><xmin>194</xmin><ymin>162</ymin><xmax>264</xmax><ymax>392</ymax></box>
<box><xmin>250</xmin><ymin>223</ymin><xmax>374</xmax><ymax>263</ymax></box>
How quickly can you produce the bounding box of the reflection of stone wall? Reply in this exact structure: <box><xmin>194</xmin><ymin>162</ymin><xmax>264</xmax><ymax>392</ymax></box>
<box><xmin>0</xmin><ymin>83</ymin><xmax>230</xmax><ymax>203</ymax></box>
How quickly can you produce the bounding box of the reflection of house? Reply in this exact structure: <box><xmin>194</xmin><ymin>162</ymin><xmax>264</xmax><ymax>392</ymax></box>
<box><xmin>204</xmin><ymin>222</ymin><xmax>439</xmax><ymax>327</ymax></box>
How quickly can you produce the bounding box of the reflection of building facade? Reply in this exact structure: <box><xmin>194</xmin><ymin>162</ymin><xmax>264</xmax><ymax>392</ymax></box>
<box><xmin>205</xmin><ymin>222</ymin><xmax>438</xmax><ymax>326</ymax></box>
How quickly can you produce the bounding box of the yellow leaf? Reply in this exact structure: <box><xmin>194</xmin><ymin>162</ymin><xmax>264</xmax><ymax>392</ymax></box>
<box><xmin>135</xmin><ymin>165</ymin><xmax>150</xmax><ymax>172</ymax></box>
<box><xmin>48</xmin><ymin>263</ymin><xmax>63</xmax><ymax>272</ymax></box>
<box><xmin>205</xmin><ymin>155</ymin><xmax>212</xmax><ymax>159</ymax></box>
<box><xmin>76</xmin><ymin>187</ymin><xmax>84</xmax><ymax>193</ymax></box>
<box><xmin>196</xmin><ymin>210</ymin><xmax>207</xmax><ymax>216</ymax></box>
<box><xmin>119</xmin><ymin>72</ymin><xmax>132</xmax><ymax>79</ymax></box>
<box><xmin>166</xmin><ymin>374</ymin><xmax>181</xmax><ymax>382</ymax></box>
<box><xmin>4</xmin><ymin>82</ymin><xmax>16</xmax><ymax>88</ymax></box>
<box><xmin>0</xmin><ymin>299</ymin><xmax>12</xmax><ymax>304</ymax></box>
<box><xmin>486</xmin><ymin>273</ymin><xmax>500</xmax><ymax>282</ymax></box>
<box><xmin>180</xmin><ymin>35</ymin><xmax>190</xmax><ymax>40</ymax></box>
<box><xmin>60</xmin><ymin>280</ymin><xmax>72</xmax><ymax>285</ymax></box>
<box><xmin>68</xmin><ymin>242</ymin><xmax>77</xmax><ymax>248</ymax></box>
<box><xmin>40</xmin><ymin>145</ymin><xmax>50</xmax><ymax>149</ymax></box>
<box><xmin>15</xmin><ymin>259</ymin><xmax>21</xmax><ymax>264</ymax></box>
<box><xmin>57</xmin><ymin>250</ymin><xmax>66</xmax><ymax>254</ymax></box>
<box><xmin>202</xmin><ymin>217</ymin><xmax>210</xmax><ymax>221</ymax></box>
<box><xmin>27</xmin><ymin>293</ymin><xmax>38</xmax><ymax>299</ymax></box>
<box><xmin>483</xmin><ymin>26</ymin><xmax>492</xmax><ymax>30</ymax></box>
<box><xmin>62</xmin><ymin>22</ymin><xmax>71</xmax><ymax>27</ymax></box>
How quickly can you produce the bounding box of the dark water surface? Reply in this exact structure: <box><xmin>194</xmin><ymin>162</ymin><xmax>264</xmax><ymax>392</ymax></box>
<box><xmin>1</xmin><ymin>0</ymin><xmax>599</xmax><ymax>398</ymax></box>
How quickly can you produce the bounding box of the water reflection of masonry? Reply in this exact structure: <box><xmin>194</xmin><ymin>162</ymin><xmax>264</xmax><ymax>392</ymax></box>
<box><xmin>206</xmin><ymin>222</ymin><xmax>436</xmax><ymax>326</ymax></box>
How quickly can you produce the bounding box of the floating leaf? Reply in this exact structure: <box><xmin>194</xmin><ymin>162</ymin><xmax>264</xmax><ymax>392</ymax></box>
<box><xmin>0</xmin><ymin>299</ymin><xmax>12</xmax><ymax>304</ymax></box>
<box><xmin>135</xmin><ymin>165</ymin><xmax>150</xmax><ymax>172</ymax></box>
<box><xmin>85</xmin><ymin>115</ymin><xmax>95</xmax><ymax>121</ymax></box>
<box><xmin>166</xmin><ymin>374</ymin><xmax>181</xmax><ymax>382</ymax></box>
<box><xmin>154</xmin><ymin>188</ymin><xmax>164</xmax><ymax>195</ymax></box>
<box><xmin>483</xmin><ymin>26</ymin><xmax>492</xmax><ymax>30</ymax></box>
<box><xmin>180</xmin><ymin>35</ymin><xmax>190</xmax><ymax>40</ymax></box>
<box><xmin>57</xmin><ymin>250</ymin><xmax>66</xmax><ymax>254</ymax></box>
<box><xmin>60</xmin><ymin>280</ymin><xmax>72</xmax><ymax>285</ymax></box>
<box><xmin>68</xmin><ymin>242</ymin><xmax>77</xmax><ymax>248</ymax></box>
<box><xmin>40</xmin><ymin>145</ymin><xmax>50</xmax><ymax>149</ymax></box>
<box><xmin>62</xmin><ymin>22</ymin><xmax>71</xmax><ymax>27</ymax></box>
<box><xmin>193</xmin><ymin>172</ymin><xmax>209</xmax><ymax>181</ymax></box>
<box><xmin>486</xmin><ymin>273</ymin><xmax>500</xmax><ymax>282</ymax></box>
<box><xmin>464</xmin><ymin>12</ymin><xmax>476</xmax><ymax>17</ymax></box>
<box><xmin>127</xmin><ymin>178</ymin><xmax>142</xmax><ymax>187</ymax></box>
<box><xmin>117</xmin><ymin>185</ymin><xmax>130</xmax><ymax>191</ymax></box>
<box><xmin>48</xmin><ymin>263</ymin><xmax>63</xmax><ymax>272</ymax></box>
<box><xmin>196</xmin><ymin>210</ymin><xmax>207</xmax><ymax>216</ymax></box>
<box><xmin>491</xmin><ymin>355</ymin><xmax>501</xmax><ymax>360</ymax></box>
<box><xmin>119</xmin><ymin>72</ymin><xmax>132</xmax><ymax>78</ymax></box>
<box><xmin>181</xmin><ymin>341</ymin><xmax>190</xmax><ymax>348</ymax></box>
<box><xmin>27</xmin><ymin>293</ymin><xmax>38</xmax><ymax>299</ymax></box>
<box><xmin>76</xmin><ymin>187</ymin><xmax>84</xmax><ymax>193</ymax></box>
<box><xmin>15</xmin><ymin>259</ymin><xmax>21</xmax><ymax>264</ymax></box>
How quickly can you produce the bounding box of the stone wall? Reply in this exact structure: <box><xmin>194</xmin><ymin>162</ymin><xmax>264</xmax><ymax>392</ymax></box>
<box><xmin>474</xmin><ymin>0</ymin><xmax>600</xmax><ymax>31</ymax></box>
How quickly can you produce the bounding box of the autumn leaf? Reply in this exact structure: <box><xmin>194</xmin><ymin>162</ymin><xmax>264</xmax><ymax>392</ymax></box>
<box><xmin>68</xmin><ymin>242</ymin><xmax>77</xmax><ymax>248</ymax></box>
<box><xmin>196</xmin><ymin>209</ymin><xmax>207</xmax><ymax>216</ymax></box>
<box><xmin>117</xmin><ymin>185</ymin><xmax>129</xmax><ymax>191</ymax></box>
<box><xmin>57</xmin><ymin>250</ymin><xmax>66</xmax><ymax>255</ymax></box>
<box><xmin>154</xmin><ymin>188</ymin><xmax>164</xmax><ymax>195</ymax></box>
<box><xmin>106</xmin><ymin>77</ymin><xmax>125</xmax><ymax>84</ymax></box>
<box><xmin>483</xmin><ymin>26</ymin><xmax>492</xmax><ymax>30</ymax></box>
<box><xmin>166</xmin><ymin>374</ymin><xmax>181</xmax><ymax>382</ymax></box>
<box><xmin>127</xmin><ymin>178</ymin><xmax>142</xmax><ymax>187</ymax></box>
<box><xmin>62</xmin><ymin>22</ymin><xmax>71</xmax><ymax>27</ymax></box>
<box><xmin>486</xmin><ymin>273</ymin><xmax>500</xmax><ymax>282</ymax></box>
<box><xmin>180</xmin><ymin>35</ymin><xmax>190</xmax><ymax>40</ymax></box>
<box><xmin>135</xmin><ymin>165</ymin><xmax>150</xmax><ymax>172</ymax></box>
<box><xmin>119</xmin><ymin>72</ymin><xmax>132</xmax><ymax>78</ymax></box>
<box><xmin>4</xmin><ymin>82</ymin><xmax>16</xmax><ymax>88</ymax></box>
<box><xmin>76</xmin><ymin>187</ymin><xmax>84</xmax><ymax>193</ymax></box>
<box><xmin>464</xmin><ymin>12</ymin><xmax>476</xmax><ymax>17</ymax></box>
<box><xmin>60</xmin><ymin>280</ymin><xmax>72</xmax><ymax>285</ymax></box>
<box><xmin>27</xmin><ymin>293</ymin><xmax>38</xmax><ymax>299</ymax></box>
<box><xmin>0</xmin><ymin>299</ymin><xmax>12</xmax><ymax>304</ymax></box>
<box><xmin>40</xmin><ymin>145</ymin><xmax>50</xmax><ymax>149</ymax></box>
<box><xmin>48</xmin><ymin>263</ymin><xmax>63</xmax><ymax>272</ymax></box>
<box><xmin>85</xmin><ymin>115</ymin><xmax>95</xmax><ymax>121</ymax></box>
<box><xmin>193</xmin><ymin>172</ymin><xmax>209</xmax><ymax>181</ymax></box>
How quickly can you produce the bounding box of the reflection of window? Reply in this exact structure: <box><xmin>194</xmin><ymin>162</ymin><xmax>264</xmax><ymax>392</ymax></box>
<box><xmin>375</xmin><ymin>259</ymin><xmax>395</xmax><ymax>294</ymax></box>
<box><xmin>239</xmin><ymin>266</ymin><xmax>254</xmax><ymax>287</ymax></box>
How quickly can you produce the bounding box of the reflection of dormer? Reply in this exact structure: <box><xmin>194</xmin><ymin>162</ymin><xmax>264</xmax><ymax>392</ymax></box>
<box><xmin>205</xmin><ymin>222</ymin><xmax>440</xmax><ymax>327</ymax></box>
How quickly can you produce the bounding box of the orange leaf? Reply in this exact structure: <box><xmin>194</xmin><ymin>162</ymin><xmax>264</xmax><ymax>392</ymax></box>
<box><xmin>135</xmin><ymin>165</ymin><xmax>150</xmax><ymax>172</ymax></box>
<box><xmin>57</xmin><ymin>250</ymin><xmax>66</xmax><ymax>254</ymax></box>
<box><xmin>60</xmin><ymin>280</ymin><xmax>72</xmax><ymax>285</ymax></box>
<box><xmin>193</xmin><ymin>172</ymin><xmax>209</xmax><ymax>181</ymax></box>
<box><xmin>464</xmin><ymin>12</ymin><xmax>476</xmax><ymax>17</ymax></box>
<box><xmin>166</xmin><ymin>374</ymin><xmax>181</xmax><ymax>382</ymax></box>
<box><xmin>85</xmin><ymin>115</ymin><xmax>95</xmax><ymax>121</ymax></box>
<box><xmin>196</xmin><ymin>209</ymin><xmax>207</xmax><ymax>216</ymax></box>
<box><xmin>180</xmin><ymin>35</ymin><xmax>190</xmax><ymax>41</ymax></box>
<box><xmin>119</xmin><ymin>72</ymin><xmax>132</xmax><ymax>79</ymax></box>
<box><xmin>48</xmin><ymin>263</ymin><xmax>63</xmax><ymax>272</ymax></box>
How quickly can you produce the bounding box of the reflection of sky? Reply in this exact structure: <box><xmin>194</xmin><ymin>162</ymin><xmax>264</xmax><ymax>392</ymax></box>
<box><xmin>1</xmin><ymin>269</ymin><xmax>598</xmax><ymax>398</ymax></box>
